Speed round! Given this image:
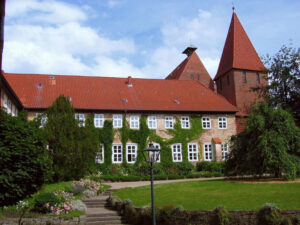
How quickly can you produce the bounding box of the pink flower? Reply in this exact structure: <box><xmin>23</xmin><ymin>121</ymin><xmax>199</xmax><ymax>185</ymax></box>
<box><xmin>45</xmin><ymin>203</ymin><xmax>49</xmax><ymax>208</ymax></box>
<box><xmin>50</xmin><ymin>206</ymin><xmax>53</xmax><ymax>211</ymax></box>
<box><xmin>80</xmin><ymin>182</ymin><xmax>84</xmax><ymax>186</ymax></box>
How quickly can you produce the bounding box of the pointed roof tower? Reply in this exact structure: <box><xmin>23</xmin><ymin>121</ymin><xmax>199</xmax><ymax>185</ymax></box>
<box><xmin>166</xmin><ymin>46</ymin><xmax>214</xmax><ymax>90</ymax></box>
<box><xmin>214</xmin><ymin>12</ymin><xmax>266</xmax><ymax>81</ymax></box>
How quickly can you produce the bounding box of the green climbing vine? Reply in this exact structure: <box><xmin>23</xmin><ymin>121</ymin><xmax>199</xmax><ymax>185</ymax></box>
<box><xmin>96</xmin><ymin>114</ymin><xmax>204</xmax><ymax>174</ymax></box>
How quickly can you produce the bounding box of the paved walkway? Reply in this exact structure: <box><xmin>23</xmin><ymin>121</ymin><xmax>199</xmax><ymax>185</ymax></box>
<box><xmin>102</xmin><ymin>176</ymin><xmax>225</xmax><ymax>190</ymax></box>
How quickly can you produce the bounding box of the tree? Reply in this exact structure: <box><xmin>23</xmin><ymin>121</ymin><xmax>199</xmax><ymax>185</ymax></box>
<box><xmin>225</xmin><ymin>102</ymin><xmax>300</xmax><ymax>180</ymax></box>
<box><xmin>0</xmin><ymin>110</ymin><xmax>50</xmax><ymax>206</ymax></box>
<box><xmin>44</xmin><ymin>95</ymin><xmax>99</xmax><ymax>181</ymax></box>
<box><xmin>255</xmin><ymin>45</ymin><xmax>300</xmax><ymax>125</ymax></box>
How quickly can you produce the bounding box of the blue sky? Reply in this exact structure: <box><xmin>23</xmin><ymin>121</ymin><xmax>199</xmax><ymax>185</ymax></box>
<box><xmin>3</xmin><ymin>0</ymin><xmax>300</xmax><ymax>79</ymax></box>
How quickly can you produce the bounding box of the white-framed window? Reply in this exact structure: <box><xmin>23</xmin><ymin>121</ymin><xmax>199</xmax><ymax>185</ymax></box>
<box><xmin>218</xmin><ymin>117</ymin><xmax>227</xmax><ymax>129</ymax></box>
<box><xmin>7</xmin><ymin>99</ymin><xmax>11</xmax><ymax>114</ymax></box>
<box><xmin>181</xmin><ymin>116</ymin><xmax>190</xmax><ymax>129</ymax></box>
<box><xmin>3</xmin><ymin>93</ymin><xmax>8</xmax><ymax>110</ymax></box>
<box><xmin>188</xmin><ymin>143</ymin><xmax>198</xmax><ymax>162</ymax></box>
<box><xmin>147</xmin><ymin>116</ymin><xmax>157</xmax><ymax>129</ymax></box>
<box><xmin>222</xmin><ymin>143</ymin><xmax>229</xmax><ymax>160</ymax></box>
<box><xmin>126</xmin><ymin>144</ymin><xmax>137</xmax><ymax>163</ymax></box>
<box><xmin>112</xmin><ymin>144</ymin><xmax>122</xmax><ymax>163</ymax></box>
<box><xmin>94</xmin><ymin>114</ymin><xmax>104</xmax><ymax>128</ymax></box>
<box><xmin>202</xmin><ymin>117</ymin><xmax>211</xmax><ymax>129</ymax></box>
<box><xmin>204</xmin><ymin>143</ymin><xmax>213</xmax><ymax>161</ymax></box>
<box><xmin>96</xmin><ymin>144</ymin><xmax>104</xmax><ymax>163</ymax></box>
<box><xmin>165</xmin><ymin>116</ymin><xmax>174</xmax><ymax>129</ymax></box>
<box><xmin>75</xmin><ymin>113</ymin><xmax>85</xmax><ymax>127</ymax></box>
<box><xmin>113</xmin><ymin>114</ymin><xmax>122</xmax><ymax>128</ymax></box>
<box><xmin>149</xmin><ymin>143</ymin><xmax>161</xmax><ymax>162</ymax></box>
<box><xmin>11</xmin><ymin>105</ymin><xmax>16</xmax><ymax>117</ymax></box>
<box><xmin>172</xmin><ymin>143</ymin><xmax>182</xmax><ymax>162</ymax></box>
<box><xmin>36</xmin><ymin>113</ymin><xmax>47</xmax><ymax>127</ymax></box>
<box><xmin>130</xmin><ymin>115</ymin><xmax>140</xmax><ymax>129</ymax></box>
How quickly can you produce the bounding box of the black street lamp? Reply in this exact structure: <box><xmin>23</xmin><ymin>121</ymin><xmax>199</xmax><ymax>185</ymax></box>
<box><xmin>142</xmin><ymin>142</ymin><xmax>161</xmax><ymax>225</ymax></box>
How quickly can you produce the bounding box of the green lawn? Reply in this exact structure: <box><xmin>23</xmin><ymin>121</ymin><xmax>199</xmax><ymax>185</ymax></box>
<box><xmin>114</xmin><ymin>180</ymin><xmax>300</xmax><ymax>210</ymax></box>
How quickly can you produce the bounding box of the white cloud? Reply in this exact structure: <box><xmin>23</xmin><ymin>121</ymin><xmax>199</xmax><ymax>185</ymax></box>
<box><xmin>107</xmin><ymin>0</ymin><xmax>125</xmax><ymax>8</ymax></box>
<box><xmin>6</xmin><ymin>0</ymin><xmax>87</xmax><ymax>24</ymax></box>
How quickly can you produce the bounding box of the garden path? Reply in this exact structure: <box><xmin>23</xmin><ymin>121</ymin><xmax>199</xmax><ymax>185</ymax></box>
<box><xmin>102</xmin><ymin>176</ymin><xmax>225</xmax><ymax>190</ymax></box>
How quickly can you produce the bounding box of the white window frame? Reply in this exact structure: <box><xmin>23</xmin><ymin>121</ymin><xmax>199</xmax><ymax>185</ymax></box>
<box><xmin>149</xmin><ymin>143</ymin><xmax>161</xmax><ymax>163</ymax></box>
<box><xmin>204</xmin><ymin>143</ymin><xmax>213</xmax><ymax>161</ymax></box>
<box><xmin>3</xmin><ymin>93</ymin><xmax>8</xmax><ymax>110</ymax></box>
<box><xmin>147</xmin><ymin>116</ymin><xmax>157</xmax><ymax>129</ymax></box>
<box><xmin>7</xmin><ymin>99</ymin><xmax>11</xmax><ymax>114</ymax></box>
<box><xmin>36</xmin><ymin>113</ymin><xmax>47</xmax><ymax>127</ymax></box>
<box><xmin>202</xmin><ymin>117</ymin><xmax>211</xmax><ymax>129</ymax></box>
<box><xmin>75</xmin><ymin>113</ymin><xmax>85</xmax><ymax>127</ymax></box>
<box><xmin>218</xmin><ymin>117</ymin><xmax>227</xmax><ymax>129</ymax></box>
<box><xmin>126</xmin><ymin>143</ymin><xmax>137</xmax><ymax>163</ymax></box>
<box><xmin>165</xmin><ymin>116</ymin><xmax>174</xmax><ymax>129</ymax></box>
<box><xmin>222</xmin><ymin>143</ymin><xmax>229</xmax><ymax>160</ymax></box>
<box><xmin>171</xmin><ymin>143</ymin><xmax>182</xmax><ymax>162</ymax></box>
<box><xmin>94</xmin><ymin>114</ymin><xmax>104</xmax><ymax>128</ymax></box>
<box><xmin>113</xmin><ymin>114</ymin><xmax>123</xmax><ymax>128</ymax></box>
<box><xmin>96</xmin><ymin>144</ymin><xmax>104</xmax><ymax>163</ymax></box>
<box><xmin>188</xmin><ymin>143</ymin><xmax>198</xmax><ymax>162</ymax></box>
<box><xmin>11</xmin><ymin>105</ymin><xmax>16</xmax><ymax>117</ymax></box>
<box><xmin>130</xmin><ymin>115</ymin><xmax>140</xmax><ymax>129</ymax></box>
<box><xmin>181</xmin><ymin>116</ymin><xmax>190</xmax><ymax>129</ymax></box>
<box><xmin>112</xmin><ymin>144</ymin><xmax>122</xmax><ymax>163</ymax></box>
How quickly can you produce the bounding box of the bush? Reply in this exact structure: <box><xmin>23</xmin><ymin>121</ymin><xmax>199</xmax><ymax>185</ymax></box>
<box><xmin>33</xmin><ymin>192</ymin><xmax>61</xmax><ymax>213</ymax></box>
<box><xmin>196</xmin><ymin>161</ymin><xmax>225</xmax><ymax>173</ymax></box>
<box><xmin>214</xmin><ymin>206</ymin><xmax>231</xmax><ymax>225</ymax></box>
<box><xmin>258</xmin><ymin>203</ymin><xmax>282</xmax><ymax>225</ymax></box>
<box><xmin>70</xmin><ymin>200</ymin><xmax>87</xmax><ymax>212</ymax></box>
<box><xmin>0</xmin><ymin>110</ymin><xmax>50</xmax><ymax>206</ymax></box>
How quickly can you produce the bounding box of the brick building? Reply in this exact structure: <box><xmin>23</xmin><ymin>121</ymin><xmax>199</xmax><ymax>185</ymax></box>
<box><xmin>0</xmin><ymin>11</ymin><xmax>267</xmax><ymax>164</ymax></box>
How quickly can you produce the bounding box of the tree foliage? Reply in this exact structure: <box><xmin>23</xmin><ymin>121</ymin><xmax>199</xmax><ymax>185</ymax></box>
<box><xmin>256</xmin><ymin>45</ymin><xmax>300</xmax><ymax>125</ymax></box>
<box><xmin>225</xmin><ymin>102</ymin><xmax>300</xmax><ymax>179</ymax></box>
<box><xmin>0</xmin><ymin>110</ymin><xmax>49</xmax><ymax>206</ymax></box>
<box><xmin>44</xmin><ymin>95</ymin><xmax>99</xmax><ymax>182</ymax></box>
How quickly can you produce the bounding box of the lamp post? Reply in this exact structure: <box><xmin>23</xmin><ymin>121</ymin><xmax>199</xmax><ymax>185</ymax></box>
<box><xmin>142</xmin><ymin>142</ymin><xmax>161</xmax><ymax>225</ymax></box>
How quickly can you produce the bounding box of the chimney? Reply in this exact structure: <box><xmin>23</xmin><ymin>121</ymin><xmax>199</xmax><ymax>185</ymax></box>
<box><xmin>0</xmin><ymin>0</ymin><xmax>6</xmax><ymax>70</ymax></box>
<box><xmin>126</xmin><ymin>76</ymin><xmax>132</xmax><ymax>87</ymax></box>
<box><xmin>182</xmin><ymin>45</ymin><xmax>197</xmax><ymax>57</ymax></box>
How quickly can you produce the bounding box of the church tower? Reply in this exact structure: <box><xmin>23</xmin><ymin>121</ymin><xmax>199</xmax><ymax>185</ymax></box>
<box><xmin>214</xmin><ymin>12</ymin><xmax>267</xmax><ymax>114</ymax></box>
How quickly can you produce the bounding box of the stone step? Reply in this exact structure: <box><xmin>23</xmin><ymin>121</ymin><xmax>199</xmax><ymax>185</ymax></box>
<box><xmin>86</xmin><ymin>205</ymin><xmax>108</xmax><ymax>208</ymax></box>
<box><xmin>87</xmin><ymin>212</ymin><xmax>119</xmax><ymax>217</ymax></box>
<box><xmin>87</xmin><ymin>215</ymin><xmax>122</xmax><ymax>222</ymax></box>
<box><xmin>84</xmin><ymin>201</ymin><xmax>106</xmax><ymax>205</ymax></box>
<box><xmin>86</xmin><ymin>219</ymin><xmax>124</xmax><ymax>225</ymax></box>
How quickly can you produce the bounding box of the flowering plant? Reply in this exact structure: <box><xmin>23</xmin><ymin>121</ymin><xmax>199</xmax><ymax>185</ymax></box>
<box><xmin>45</xmin><ymin>202</ymin><xmax>74</xmax><ymax>215</ymax></box>
<box><xmin>71</xmin><ymin>178</ymin><xmax>100</xmax><ymax>194</ymax></box>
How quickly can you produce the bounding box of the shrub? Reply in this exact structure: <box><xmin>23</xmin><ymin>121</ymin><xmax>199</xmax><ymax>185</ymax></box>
<box><xmin>196</xmin><ymin>161</ymin><xmax>225</xmax><ymax>173</ymax></box>
<box><xmin>70</xmin><ymin>200</ymin><xmax>87</xmax><ymax>212</ymax></box>
<box><xmin>0</xmin><ymin>110</ymin><xmax>50</xmax><ymax>206</ymax></box>
<box><xmin>214</xmin><ymin>206</ymin><xmax>231</xmax><ymax>225</ymax></box>
<box><xmin>258</xmin><ymin>203</ymin><xmax>282</xmax><ymax>225</ymax></box>
<box><xmin>33</xmin><ymin>192</ymin><xmax>61</xmax><ymax>213</ymax></box>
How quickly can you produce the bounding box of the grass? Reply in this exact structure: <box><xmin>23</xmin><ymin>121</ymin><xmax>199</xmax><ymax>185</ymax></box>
<box><xmin>114</xmin><ymin>180</ymin><xmax>300</xmax><ymax>210</ymax></box>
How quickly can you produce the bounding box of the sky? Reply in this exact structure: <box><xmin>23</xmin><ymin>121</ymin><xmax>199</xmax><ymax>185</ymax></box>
<box><xmin>2</xmin><ymin>0</ymin><xmax>300</xmax><ymax>79</ymax></box>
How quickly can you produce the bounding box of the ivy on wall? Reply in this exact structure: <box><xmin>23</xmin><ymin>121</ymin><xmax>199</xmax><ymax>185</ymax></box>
<box><xmin>97</xmin><ymin>114</ymin><xmax>204</xmax><ymax>171</ymax></box>
<box><xmin>99</xmin><ymin>120</ymin><xmax>114</xmax><ymax>166</ymax></box>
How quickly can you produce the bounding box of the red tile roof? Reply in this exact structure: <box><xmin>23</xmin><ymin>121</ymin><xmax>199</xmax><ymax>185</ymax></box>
<box><xmin>214</xmin><ymin>12</ymin><xmax>266</xmax><ymax>81</ymax></box>
<box><xmin>4</xmin><ymin>73</ymin><xmax>239</xmax><ymax>113</ymax></box>
<box><xmin>212</xmin><ymin>137</ymin><xmax>222</xmax><ymax>143</ymax></box>
<box><xmin>166</xmin><ymin>52</ymin><xmax>214</xmax><ymax>90</ymax></box>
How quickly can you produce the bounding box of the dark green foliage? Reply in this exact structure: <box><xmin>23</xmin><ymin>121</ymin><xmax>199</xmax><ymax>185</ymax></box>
<box><xmin>225</xmin><ymin>102</ymin><xmax>300</xmax><ymax>180</ymax></box>
<box><xmin>196</xmin><ymin>161</ymin><xmax>225</xmax><ymax>173</ymax></box>
<box><xmin>0</xmin><ymin>109</ymin><xmax>49</xmax><ymax>207</ymax></box>
<box><xmin>255</xmin><ymin>45</ymin><xmax>300</xmax><ymax>126</ymax></box>
<box><xmin>33</xmin><ymin>192</ymin><xmax>61</xmax><ymax>213</ymax></box>
<box><xmin>99</xmin><ymin>120</ymin><xmax>114</xmax><ymax>166</ymax></box>
<box><xmin>214</xmin><ymin>206</ymin><xmax>231</xmax><ymax>225</ymax></box>
<box><xmin>44</xmin><ymin>95</ymin><xmax>99</xmax><ymax>181</ymax></box>
<box><xmin>257</xmin><ymin>204</ymin><xmax>282</xmax><ymax>225</ymax></box>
